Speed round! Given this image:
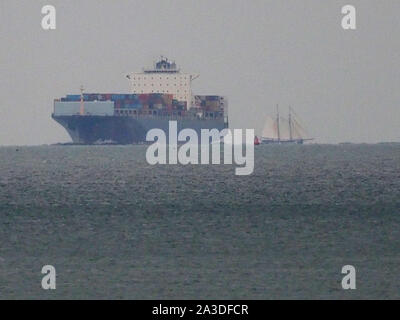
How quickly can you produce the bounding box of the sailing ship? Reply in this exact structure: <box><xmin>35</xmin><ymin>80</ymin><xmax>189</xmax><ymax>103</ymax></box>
<box><xmin>259</xmin><ymin>106</ymin><xmax>312</xmax><ymax>144</ymax></box>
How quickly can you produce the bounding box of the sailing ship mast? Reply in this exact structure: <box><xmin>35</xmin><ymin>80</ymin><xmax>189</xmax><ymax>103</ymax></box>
<box><xmin>276</xmin><ymin>104</ymin><xmax>281</xmax><ymax>143</ymax></box>
<box><xmin>288</xmin><ymin>106</ymin><xmax>293</xmax><ymax>141</ymax></box>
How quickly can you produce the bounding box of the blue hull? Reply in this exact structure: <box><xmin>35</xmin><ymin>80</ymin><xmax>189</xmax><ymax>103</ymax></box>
<box><xmin>52</xmin><ymin>115</ymin><xmax>228</xmax><ymax>144</ymax></box>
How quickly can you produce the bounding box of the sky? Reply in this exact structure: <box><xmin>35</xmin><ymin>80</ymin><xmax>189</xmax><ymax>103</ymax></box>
<box><xmin>0</xmin><ymin>0</ymin><xmax>399</xmax><ymax>145</ymax></box>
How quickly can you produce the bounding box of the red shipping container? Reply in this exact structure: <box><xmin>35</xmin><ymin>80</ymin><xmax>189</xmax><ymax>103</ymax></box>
<box><xmin>139</xmin><ymin>94</ymin><xmax>150</xmax><ymax>103</ymax></box>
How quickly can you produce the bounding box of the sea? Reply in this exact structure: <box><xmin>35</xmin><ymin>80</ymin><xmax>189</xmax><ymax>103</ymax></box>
<box><xmin>0</xmin><ymin>144</ymin><xmax>399</xmax><ymax>299</ymax></box>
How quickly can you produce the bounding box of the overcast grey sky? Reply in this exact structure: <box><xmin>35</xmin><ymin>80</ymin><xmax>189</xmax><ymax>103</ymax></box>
<box><xmin>0</xmin><ymin>0</ymin><xmax>399</xmax><ymax>145</ymax></box>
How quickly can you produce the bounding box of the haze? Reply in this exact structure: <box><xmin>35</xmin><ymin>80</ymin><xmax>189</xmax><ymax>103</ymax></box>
<box><xmin>1</xmin><ymin>0</ymin><xmax>399</xmax><ymax>145</ymax></box>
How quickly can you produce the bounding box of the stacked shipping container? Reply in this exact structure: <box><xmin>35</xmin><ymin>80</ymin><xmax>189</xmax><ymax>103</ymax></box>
<box><xmin>193</xmin><ymin>95</ymin><xmax>226</xmax><ymax>112</ymax></box>
<box><xmin>56</xmin><ymin>93</ymin><xmax>226</xmax><ymax>117</ymax></box>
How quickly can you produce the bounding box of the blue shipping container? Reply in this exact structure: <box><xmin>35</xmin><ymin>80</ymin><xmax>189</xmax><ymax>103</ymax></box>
<box><xmin>111</xmin><ymin>94</ymin><xmax>127</xmax><ymax>100</ymax></box>
<box><xmin>66</xmin><ymin>95</ymin><xmax>81</xmax><ymax>101</ymax></box>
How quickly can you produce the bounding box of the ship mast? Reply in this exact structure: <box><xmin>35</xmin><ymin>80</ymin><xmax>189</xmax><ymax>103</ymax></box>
<box><xmin>80</xmin><ymin>85</ymin><xmax>85</xmax><ymax>116</ymax></box>
<box><xmin>288</xmin><ymin>105</ymin><xmax>293</xmax><ymax>141</ymax></box>
<box><xmin>276</xmin><ymin>104</ymin><xmax>281</xmax><ymax>143</ymax></box>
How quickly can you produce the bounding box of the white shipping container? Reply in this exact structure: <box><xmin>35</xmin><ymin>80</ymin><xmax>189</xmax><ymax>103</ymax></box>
<box><xmin>54</xmin><ymin>101</ymin><xmax>114</xmax><ymax>116</ymax></box>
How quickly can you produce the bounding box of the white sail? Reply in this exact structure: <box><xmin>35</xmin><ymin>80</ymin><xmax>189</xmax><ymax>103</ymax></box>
<box><xmin>261</xmin><ymin>116</ymin><xmax>278</xmax><ymax>139</ymax></box>
<box><xmin>278</xmin><ymin>117</ymin><xmax>291</xmax><ymax>140</ymax></box>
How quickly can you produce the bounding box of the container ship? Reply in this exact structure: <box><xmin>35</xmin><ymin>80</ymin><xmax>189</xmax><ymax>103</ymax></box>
<box><xmin>52</xmin><ymin>57</ymin><xmax>228</xmax><ymax>144</ymax></box>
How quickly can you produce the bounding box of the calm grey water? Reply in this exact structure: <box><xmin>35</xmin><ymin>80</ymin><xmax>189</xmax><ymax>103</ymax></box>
<box><xmin>0</xmin><ymin>144</ymin><xmax>399</xmax><ymax>299</ymax></box>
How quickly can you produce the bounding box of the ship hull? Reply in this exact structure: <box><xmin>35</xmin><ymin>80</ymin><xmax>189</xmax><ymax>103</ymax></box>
<box><xmin>261</xmin><ymin>138</ymin><xmax>304</xmax><ymax>145</ymax></box>
<box><xmin>52</xmin><ymin>115</ymin><xmax>227</xmax><ymax>144</ymax></box>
